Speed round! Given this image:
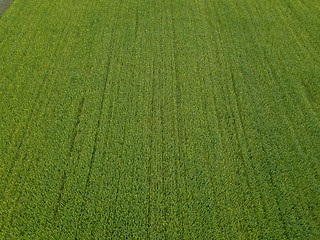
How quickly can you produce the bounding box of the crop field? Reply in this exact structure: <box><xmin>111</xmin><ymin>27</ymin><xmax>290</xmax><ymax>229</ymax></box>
<box><xmin>0</xmin><ymin>0</ymin><xmax>319</xmax><ymax>239</ymax></box>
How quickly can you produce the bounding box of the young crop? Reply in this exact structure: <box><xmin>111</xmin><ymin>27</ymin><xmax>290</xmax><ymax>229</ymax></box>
<box><xmin>0</xmin><ymin>0</ymin><xmax>319</xmax><ymax>239</ymax></box>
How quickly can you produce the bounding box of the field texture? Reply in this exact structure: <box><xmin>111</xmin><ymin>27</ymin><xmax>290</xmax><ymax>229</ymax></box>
<box><xmin>0</xmin><ymin>0</ymin><xmax>319</xmax><ymax>239</ymax></box>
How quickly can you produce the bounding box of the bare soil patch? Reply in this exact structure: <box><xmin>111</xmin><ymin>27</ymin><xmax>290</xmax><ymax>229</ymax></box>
<box><xmin>0</xmin><ymin>0</ymin><xmax>13</xmax><ymax>16</ymax></box>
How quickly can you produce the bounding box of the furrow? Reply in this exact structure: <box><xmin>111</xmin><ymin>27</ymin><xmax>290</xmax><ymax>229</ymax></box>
<box><xmin>53</xmin><ymin>95</ymin><xmax>85</xmax><ymax>219</ymax></box>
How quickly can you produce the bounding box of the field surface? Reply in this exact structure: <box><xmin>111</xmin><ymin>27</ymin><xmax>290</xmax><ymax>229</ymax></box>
<box><xmin>0</xmin><ymin>0</ymin><xmax>319</xmax><ymax>239</ymax></box>
<box><xmin>0</xmin><ymin>0</ymin><xmax>12</xmax><ymax>16</ymax></box>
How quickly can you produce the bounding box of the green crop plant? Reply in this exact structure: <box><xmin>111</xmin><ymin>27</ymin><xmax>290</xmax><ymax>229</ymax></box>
<box><xmin>0</xmin><ymin>0</ymin><xmax>319</xmax><ymax>239</ymax></box>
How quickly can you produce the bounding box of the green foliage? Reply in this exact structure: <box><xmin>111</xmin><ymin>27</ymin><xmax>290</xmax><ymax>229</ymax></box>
<box><xmin>0</xmin><ymin>0</ymin><xmax>319</xmax><ymax>239</ymax></box>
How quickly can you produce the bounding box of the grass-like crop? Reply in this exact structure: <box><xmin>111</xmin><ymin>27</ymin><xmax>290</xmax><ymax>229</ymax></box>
<box><xmin>0</xmin><ymin>0</ymin><xmax>319</xmax><ymax>239</ymax></box>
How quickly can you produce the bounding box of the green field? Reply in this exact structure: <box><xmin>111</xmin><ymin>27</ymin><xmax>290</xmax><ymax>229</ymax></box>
<box><xmin>0</xmin><ymin>0</ymin><xmax>319</xmax><ymax>239</ymax></box>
